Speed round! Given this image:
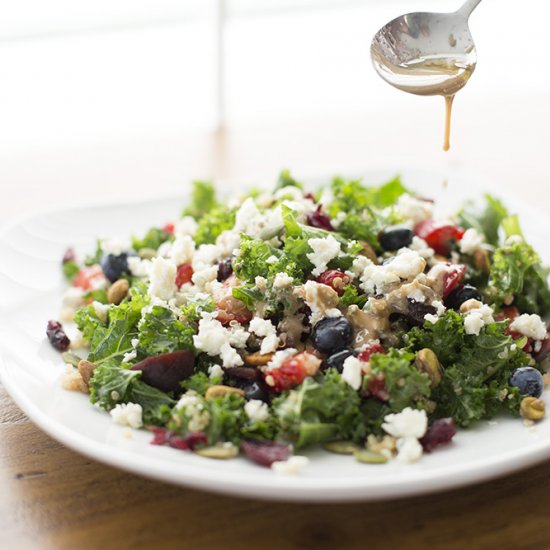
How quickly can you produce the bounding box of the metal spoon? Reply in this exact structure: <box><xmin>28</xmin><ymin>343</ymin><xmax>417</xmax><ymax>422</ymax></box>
<box><xmin>371</xmin><ymin>0</ymin><xmax>482</xmax><ymax>97</ymax></box>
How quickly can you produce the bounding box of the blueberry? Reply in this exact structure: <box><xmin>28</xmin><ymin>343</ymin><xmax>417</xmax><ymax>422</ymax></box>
<box><xmin>241</xmin><ymin>380</ymin><xmax>270</xmax><ymax>402</ymax></box>
<box><xmin>312</xmin><ymin>317</ymin><xmax>353</xmax><ymax>354</ymax></box>
<box><xmin>324</xmin><ymin>349</ymin><xmax>355</xmax><ymax>372</ymax></box>
<box><xmin>406</xmin><ymin>299</ymin><xmax>437</xmax><ymax>326</ymax></box>
<box><xmin>101</xmin><ymin>252</ymin><xmax>131</xmax><ymax>282</ymax></box>
<box><xmin>379</xmin><ymin>226</ymin><xmax>414</xmax><ymax>251</ymax></box>
<box><xmin>445</xmin><ymin>285</ymin><xmax>482</xmax><ymax>310</ymax></box>
<box><xmin>509</xmin><ymin>367</ymin><xmax>544</xmax><ymax>398</ymax></box>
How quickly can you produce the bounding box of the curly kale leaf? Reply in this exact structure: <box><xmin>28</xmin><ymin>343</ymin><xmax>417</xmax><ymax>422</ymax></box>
<box><xmin>326</xmin><ymin>177</ymin><xmax>405</xmax><ymax>249</ymax></box>
<box><xmin>274</xmin><ymin>169</ymin><xmax>303</xmax><ymax>192</ymax></box>
<box><xmin>273</xmin><ymin>370</ymin><xmax>366</xmax><ymax>448</ymax></box>
<box><xmin>339</xmin><ymin>284</ymin><xmax>367</xmax><ymax>309</ymax></box>
<box><xmin>89</xmin><ymin>361</ymin><xmax>175</xmax><ymax>425</ymax></box>
<box><xmin>131</xmin><ymin>227</ymin><xmax>172</xmax><ymax>252</ymax></box>
<box><xmin>407</xmin><ymin>311</ymin><xmax>533</xmax><ymax>427</ymax></box>
<box><xmin>182</xmin><ymin>180</ymin><xmax>218</xmax><ymax>219</ymax></box>
<box><xmin>136</xmin><ymin>305</ymin><xmax>195</xmax><ymax>357</ymax></box>
<box><xmin>366</xmin><ymin>349</ymin><xmax>432</xmax><ymax>413</ymax></box>
<box><xmin>486</xmin><ymin>227</ymin><xmax>550</xmax><ymax>315</ymax></box>
<box><xmin>181</xmin><ymin>371</ymin><xmax>222</xmax><ymax>395</ymax></box>
<box><xmin>194</xmin><ymin>206</ymin><xmax>236</xmax><ymax>245</ymax></box>
<box><xmin>75</xmin><ymin>291</ymin><xmax>149</xmax><ymax>364</ymax></box>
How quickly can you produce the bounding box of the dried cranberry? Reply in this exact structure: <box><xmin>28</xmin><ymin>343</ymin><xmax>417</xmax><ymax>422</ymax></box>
<box><xmin>304</xmin><ymin>192</ymin><xmax>316</xmax><ymax>202</ymax></box>
<box><xmin>225</xmin><ymin>367</ymin><xmax>260</xmax><ymax>381</ymax></box>
<box><xmin>217</xmin><ymin>258</ymin><xmax>233</xmax><ymax>282</ymax></box>
<box><xmin>307</xmin><ymin>206</ymin><xmax>334</xmax><ymax>231</ymax></box>
<box><xmin>442</xmin><ymin>264</ymin><xmax>467</xmax><ymax>298</ymax></box>
<box><xmin>420</xmin><ymin>418</ymin><xmax>456</xmax><ymax>453</ymax></box>
<box><xmin>316</xmin><ymin>269</ymin><xmax>349</xmax><ymax>296</ymax></box>
<box><xmin>46</xmin><ymin>320</ymin><xmax>71</xmax><ymax>351</ymax></box>
<box><xmin>162</xmin><ymin>223</ymin><xmax>175</xmax><ymax>234</ymax></box>
<box><xmin>415</xmin><ymin>220</ymin><xmax>465</xmax><ymax>256</ymax></box>
<box><xmin>241</xmin><ymin>440</ymin><xmax>291</xmax><ymax>467</ymax></box>
<box><xmin>131</xmin><ymin>351</ymin><xmax>195</xmax><ymax>393</ymax></box>
<box><xmin>357</xmin><ymin>343</ymin><xmax>385</xmax><ymax>362</ymax></box>
<box><xmin>149</xmin><ymin>427</ymin><xmax>207</xmax><ymax>450</ymax></box>
<box><xmin>366</xmin><ymin>375</ymin><xmax>389</xmax><ymax>401</ymax></box>
<box><xmin>494</xmin><ymin>306</ymin><xmax>520</xmax><ymax>323</ymax></box>
<box><xmin>175</xmin><ymin>263</ymin><xmax>193</xmax><ymax>288</ymax></box>
<box><xmin>406</xmin><ymin>299</ymin><xmax>437</xmax><ymax>326</ymax></box>
<box><xmin>62</xmin><ymin>248</ymin><xmax>76</xmax><ymax>264</ymax></box>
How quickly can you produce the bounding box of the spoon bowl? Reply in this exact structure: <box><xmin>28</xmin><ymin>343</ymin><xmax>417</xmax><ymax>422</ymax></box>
<box><xmin>371</xmin><ymin>0</ymin><xmax>481</xmax><ymax>96</ymax></box>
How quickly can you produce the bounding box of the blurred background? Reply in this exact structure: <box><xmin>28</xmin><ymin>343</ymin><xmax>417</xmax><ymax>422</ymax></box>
<box><xmin>1</xmin><ymin>0</ymin><xmax>549</xmax><ymax>216</ymax></box>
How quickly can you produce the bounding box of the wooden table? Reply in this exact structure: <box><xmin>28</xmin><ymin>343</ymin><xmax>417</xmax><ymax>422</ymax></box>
<box><xmin>1</xmin><ymin>104</ymin><xmax>550</xmax><ymax>548</ymax></box>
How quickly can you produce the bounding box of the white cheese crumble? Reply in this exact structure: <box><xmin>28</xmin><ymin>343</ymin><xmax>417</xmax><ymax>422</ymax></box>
<box><xmin>191</xmin><ymin>265</ymin><xmax>219</xmax><ymax>291</ymax></box>
<box><xmin>148</xmin><ymin>257</ymin><xmax>177</xmax><ymax>300</ymax></box>
<box><xmin>254</xmin><ymin>276</ymin><xmax>268</xmax><ymax>292</ymax></box>
<box><xmin>395</xmin><ymin>436</ymin><xmax>424</xmax><ymax>463</ymax></box>
<box><xmin>273</xmin><ymin>272</ymin><xmax>294</xmax><ymax>289</ymax></box>
<box><xmin>249</xmin><ymin>317</ymin><xmax>280</xmax><ymax>354</ymax></box>
<box><xmin>215</xmin><ymin>230</ymin><xmax>240</xmax><ymax>257</ymax></box>
<box><xmin>306</xmin><ymin>235</ymin><xmax>341</xmax><ymax>277</ymax></box>
<box><xmin>389</xmin><ymin>249</ymin><xmax>426</xmax><ymax>279</ymax></box>
<box><xmin>266</xmin><ymin>255</ymin><xmax>279</xmax><ymax>265</ymax></box>
<box><xmin>341</xmin><ymin>356</ymin><xmax>363</xmax><ymax>390</ymax></box>
<box><xmin>192</xmin><ymin>244</ymin><xmax>222</xmax><ymax>272</ymax></box>
<box><xmin>271</xmin><ymin>455</ymin><xmax>309</xmax><ymax>475</ymax></box>
<box><xmin>100</xmin><ymin>237</ymin><xmax>126</xmax><ymax>256</ymax></box>
<box><xmin>110</xmin><ymin>403</ymin><xmax>143</xmax><ymax>429</ymax></box>
<box><xmin>170</xmin><ymin>235</ymin><xmax>195</xmax><ymax>266</ymax></box>
<box><xmin>397</xmin><ymin>194</ymin><xmax>433</xmax><ymax>224</ymax></box>
<box><xmin>510</xmin><ymin>314</ymin><xmax>547</xmax><ymax>341</ymax></box>
<box><xmin>408</xmin><ymin>236</ymin><xmax>434</xmax><ymax>260</ymax></box>
<box><xmin>62</xmin><ymin>287</ymin><xmax>85</xmax><ymax>309</ymax></box>
<box><xmin>424</xmin><ymin>300</ymin><xmax>446</xmax><ymax>324</ymax></box>
<box><xmin>127</xmin><ymin>256</ymin><xmax>151</xmax><ymax>278</ymax></box>
<box><xmin>244</xmin><ymin>399</ymin><xmax>270</xmax><ymax>423</ymax></box>
<box><xmin>208</xmin><ymin>364</ymin><xmax>224</xmax><ymax>380</ymax></box>
<box><xmin>122</xmin><ymin>350</ymin><xmax>137</xmax><ymax>364</ymax></box>
<box><xmin>463</xmin><ymin>304</ymin><xmax>495</xmax><ymax>335</ymax></box>
<box><xmin>301</xmin><ymin>280</ymin><xmax>341</xmax><ymax>325</ymax></box>
<box><xmin>266</xmin><ymin>348</ymin><xmax>298</xmax><ymax>370</ymax></box>
<box><xmin>383</xmin><ymin>407</ymin><xmax>428</xmax><ymax>438</ymax></box>
<box><xmin>460</xmin><ymin>228</ymin><xmax>484</xmax><ymax>255</ymax></box>
<box><xmin>193</xmin><ymin>313</ymin><xmax>249</xmax><ymax>367</ymax></box>
<box><xmin>174</xmin><ymin>216</ymin><xmax>198</xmax><ymax>237</ymax></box>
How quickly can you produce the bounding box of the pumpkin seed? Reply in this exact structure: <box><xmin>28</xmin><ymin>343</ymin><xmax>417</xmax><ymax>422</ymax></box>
<box><xmin>354</xmin><ymin>449</ymin><xmax>388</xmax><ymax>464</ymax></box>
<box><xmin>195</xmin><ymin>444</ymin><xmax>239</xmax><ymax>459</ymax></box>
<box><xmin>323</xmin><ymin>441</ymin><xmax>360</xmax><ymax>455</ymax></box>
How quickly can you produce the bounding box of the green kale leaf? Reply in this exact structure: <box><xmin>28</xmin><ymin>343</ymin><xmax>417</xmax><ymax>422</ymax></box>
<box><xmin>194</xmin><ymin>206</ymin><xmax>236</xmax><ymax>245</ymax></box>
<box><xmin>458</xmin><ymin>194</ymin><xmax>509</xmax><ymax>246</ymax></box>
<box><xmin>182</xmin><ymin>181</ymin><xmax>218</xmax><ymax>219</ymax></box>
<box><xmin>131</xmin><ymin>227</ymin><xmax>172</xmax><ymax>252</ymax></box>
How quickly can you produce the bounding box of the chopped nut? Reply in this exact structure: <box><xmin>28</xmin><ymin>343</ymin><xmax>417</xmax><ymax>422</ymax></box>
<box><xmin>459</xmin><ymin>299</ymin><xmax>482</xmax><ymax>313</ymax></box>
<box><xmin>520</xmin><ymin>397</ymin><xmax>545</xmax><ymax>421</ymax></box>
<box><xmin>473</xmin><ymin>248</ymin><xmax>491</xmax><ymax>275</ymax></box>
<box><xmin>359</xmin><ymin>240</ymin><xmax>378</xmax><ymax>263</ymax></box>
<box><xmin>107</xmin><ymin>279</ymin><xmax>130</xmax><ymax>305</ymax></box>
<box><xmin>244</xmin><ymin>352</ymin><xmax>274</xmax><ymax>366</ymax></box>
<box><xmin>78</xmin><ymin>359</ymin><xmax>97</xmax><ymax>391</ymax></box>
<box><xmin>415</xmin><ymin>348</ymin><xmax>442</xmax><ymax>387</ymax></box>
<box><xmin>205</xmin><ymin>385</ymin><xmax>245</xmax><ymax>399</ymax></box>
<box><xmin>195</xmin><ymin>443</ymin><xmax>239</xmax><ymax>459</ymax></box>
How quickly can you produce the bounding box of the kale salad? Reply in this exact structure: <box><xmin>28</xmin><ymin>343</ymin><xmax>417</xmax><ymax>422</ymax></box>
<box><xmin>48</xmin><ymin>172</ymin><xmax>550</xmax><ymax>472</ymax></box>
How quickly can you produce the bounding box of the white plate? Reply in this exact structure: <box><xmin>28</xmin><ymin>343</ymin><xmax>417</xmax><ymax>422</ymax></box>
<box><xmin>0</xmin><ymin>168</ymin><xmax>549</xmax><ymax>502</ymax></box>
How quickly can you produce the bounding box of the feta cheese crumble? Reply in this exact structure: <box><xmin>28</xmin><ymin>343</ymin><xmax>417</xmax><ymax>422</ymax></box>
<box><xmin>463</xmin><ymin>304</ymin><xmax>495</xmax><ymax>335</ymax></box>
<box><xmin>397</xmin><ymin>194</ymin><xmax>433</xmax><ymax>224</ymax></box>
<box><xmin>460</xmin><ymin>228</ymin><xmax>484</xmax><ymax>255</ymax></box>
<box><xmin>341</xmin><ymin>356</ymin><xmax>363</xmax><ymax>390</ymax></box>
<box><xmin>510</xmin><ymin>314</ymin><xmax>547</xmax><ymax>341</ymax></box>
<box><xmin>306</xmin><ymin>235</ymin><xmax>341</xmax><ymax>277</ymax></box>
<box><xmin>249</xmin><ymin>317</ymin><xmax>280</xmax><ymax>354</ymax></box>
<box><xmin>244</xmin><ymin>399</ymin><xmax>270</xmax><ymax>423</ymax></box>
<box><xmin>148</xmin><ymin>257</ymin><xmax>177</xmax><ymax>300</ymax></box>
<box><xmin>382</xmin><ymin>408</ymin><xmax>428</xmax><ymax>463</ymax></box>
<box><xmin>110</xmin><ymin>403</ymin><xmax>143</xmax><ymax>429</ymax></box>
<box><xmin>273</xmin><ymin>272</ymin><xmax>294</xmax><ymax>289</ymax></box>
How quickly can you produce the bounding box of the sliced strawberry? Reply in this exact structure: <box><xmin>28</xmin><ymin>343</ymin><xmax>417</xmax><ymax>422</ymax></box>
<box><xmin>442</xmin><ymin>264</ymin><xmax>467</xmax><ymax>298</ymax></box>
<box><xmin>264</xmin><ymin>352</ymin><xmax>321</xmax><ymax>392</ymax></box>
<box><xmin>316</xmin><ymin>269</ymin><xmax>350</xmax><ymax>296</ymax></box>
<box><xmin>415</xmin><ymin>220</ymin><xmax>465</xmax><ymax>256</ymax></box>
<box><xmin>175</xmin><ymin>263</ymin><xmax>193</xmax><ymax>289</ymax></box>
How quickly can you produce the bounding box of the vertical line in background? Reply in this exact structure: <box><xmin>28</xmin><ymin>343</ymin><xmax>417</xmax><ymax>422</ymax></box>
<box><xmin>215</xmin><ymin>0</ymin><xmax>226</xmax><ymax>131</ymax></box>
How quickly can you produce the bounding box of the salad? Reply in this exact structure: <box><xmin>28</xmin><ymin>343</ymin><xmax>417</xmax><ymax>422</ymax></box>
<box><xmin>47</xmin><ymin>172</ymin><xmax>550</xmax><ymax>472</ymax></box>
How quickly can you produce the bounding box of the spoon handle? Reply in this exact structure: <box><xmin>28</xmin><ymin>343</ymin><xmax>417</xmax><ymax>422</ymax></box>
<box><xmin>457</xmin><ymin>0</ymin><xmax>482</xmax><ymax>18</ymax></box>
